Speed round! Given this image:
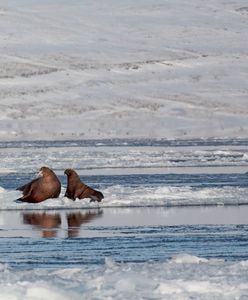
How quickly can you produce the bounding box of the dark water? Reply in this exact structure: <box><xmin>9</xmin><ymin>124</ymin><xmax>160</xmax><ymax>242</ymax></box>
<box><xmin>0</xmin><ymin>206</ymin><xmax>248</xmax><ymax>269</ymax></box>
<box><xmin>0</xmin><ymin>208</ymin><xmax>248</xmax><ymax>269</ymax></box>
<box><xmin>1</xmin><ymin>138</ymin><xmax>248</xmax><ymax>270</ymax></box>
<box><xmin>1</xmin><ymin>173</ymin><xmax>248</xmax><ymax>190</ymax></box>
<box><xmin>0</xmin><ymin>137</ymin><xmax>248</xmax><ymax>148</ymax></box>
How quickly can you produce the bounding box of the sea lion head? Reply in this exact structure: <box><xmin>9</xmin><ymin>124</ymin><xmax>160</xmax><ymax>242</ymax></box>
<box><xmin>64</xmin><ymin>168</ymin><xmax>78</xmax><ymax>177</ymax></box>
<box><xmin>64</xmin><ymin>169</ymin><xmax>81</xmax><ymax>184</ymax></box>
<box><xmin>38</xmin><ymin>166</ymin><xmax>55</xmax><ymax>177</ymax></box>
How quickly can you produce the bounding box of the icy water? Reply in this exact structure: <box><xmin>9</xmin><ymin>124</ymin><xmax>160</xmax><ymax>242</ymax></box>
<box><xmin>0</xmin><ymin>138</ymin><xmax>248</xmax><ymax>299</ymax></box>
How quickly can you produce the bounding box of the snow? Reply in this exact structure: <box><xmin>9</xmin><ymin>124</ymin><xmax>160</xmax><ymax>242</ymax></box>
<box><xmin>0</xmin><ymin>255</ymin><xmax>248</xmax><ymax>299</ymax></box>
<box><xmin>0</xmin><ymin>0</ymin><xmax>247</xmax><ymax>140</ymax></box>
<box><xmin>0</xmin><ymin>183</ymin><xmax>247</xmax><ymax>210</ymax></box>
<box><xmin>0</xmin><ymin>1</ymin><xmax>248</xmax><ymax>297</ymax></box>
<box><xmin>1</xmin><ymin>142</ymin><xmax>248</xmax><ymax>175</ymax></box>
<box><xmin>1</xmin><ymin>169</ymin><xmax>248</xmax><ymax>210</ymax></box>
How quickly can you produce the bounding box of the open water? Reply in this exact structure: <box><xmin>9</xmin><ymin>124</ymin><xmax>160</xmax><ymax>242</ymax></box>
<box><xmin>0</xmin><ymin>138</ymin><xmax>248</xmax><ymax>299</ymax></box>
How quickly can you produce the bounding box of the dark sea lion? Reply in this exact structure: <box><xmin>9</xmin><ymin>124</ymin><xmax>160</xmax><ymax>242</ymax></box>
<box><xmin>64</xmin><ymin>169</ymin><xmax>104</xmax><ymax>202</ymax></box>
<box><xmin>16</xmin><ymin>166</ymin><xmax>61</xmax><ymax>203</ymax></box>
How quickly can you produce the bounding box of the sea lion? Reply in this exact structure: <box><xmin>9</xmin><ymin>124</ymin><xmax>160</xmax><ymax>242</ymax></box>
<box><xmin>64</xmin><ymin>169</ymin><xmax>104</xmax><ymax>202</ymax></box>
<box><xmin>16</xmin><ymin>166</ymin><xmax>61</xmax><ymax>203</ymax></box>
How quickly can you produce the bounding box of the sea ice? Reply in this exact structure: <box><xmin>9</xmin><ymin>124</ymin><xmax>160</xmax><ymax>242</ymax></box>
<box><xmin>0</xmin><ymin>255</ymin><xmax>248</xmax><ymax>299</ymax></box>
<box><xmin>0</xmin><ymin>0</ymin><xmax>247</xmax><ymax>140</ymax></box>
<box><xmin>0</xmin><ymin>184</ymin><xmax>247</xmax><ymax>210</ymax></box>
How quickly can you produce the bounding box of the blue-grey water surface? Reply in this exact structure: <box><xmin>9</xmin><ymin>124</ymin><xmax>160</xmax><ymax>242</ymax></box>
<box><xmin>0</xmin><ymin>138</ymin><xmax>248</xmax><ymax>270</ymax></box>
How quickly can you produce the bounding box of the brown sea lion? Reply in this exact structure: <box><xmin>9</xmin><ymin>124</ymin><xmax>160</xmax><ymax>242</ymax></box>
<box><xmin>16</xmin><ymin>166</ymin><xmax>61</xmax><ymax>203</ymax></box>
<box><xmin>64</xmin><ymin>169</ymin><xmax>104</xmax><ymax>202</ymax></box>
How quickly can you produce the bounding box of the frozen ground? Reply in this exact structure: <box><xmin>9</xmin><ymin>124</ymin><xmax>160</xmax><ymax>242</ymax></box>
<box><xmin>0</xmin><ymin>0</ymin><xmax>248</xmax><ymax>140</ymax></box>
<box><xmin>1</xmin><ymin>207</ymin><xmax>248</xmax><ymax>299</ymax></box>
<box><xmin>0</xmin><ymin>139</ymin><xmax>248</xmax><ymax>298</ymax></box>
<box><xmin>1</xmin><ymin>255</ymin><xmax>248</xmax><ymax>300</ymax></box>
<box><xmin>1</xmin><ymin>0</ymin><xmax>248</xmax><ymax>296</ymax></box>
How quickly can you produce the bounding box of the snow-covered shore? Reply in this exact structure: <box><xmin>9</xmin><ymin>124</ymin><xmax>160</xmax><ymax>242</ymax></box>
<box><xmin>1</xmin><ymin>256</ymin><xmax>248</xmax><ymax>300</ymax></box>
<box><xmin>0</xmin><ymin>0</ymin><xmax>247</xmax><ymax>140</ymax></box>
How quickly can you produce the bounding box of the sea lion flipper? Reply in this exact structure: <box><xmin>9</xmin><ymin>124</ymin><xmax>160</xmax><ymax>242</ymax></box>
<box><xmin>64</xmin><ymin>190</ymin><xmax>70</xmax><ymax>199</ymax></box>
<box><xmin>16</xmin><ymin>178</ymin><xmax>39</xmax><ymax>192</ymax></box>
<box><xmin>15</xmin><ymin>196</ymin><xmax>35</xmax><ymax>203</ymax></box>
<box><xmin>78</xmin><ymin>189</ymin><xmax>103</xmax><ymax>202</ymax></box>
<box><xmin>90</xmin><ymin>192</ymin><xmax>104</xmax><ymax>202</ymax></box>
<box><xmin>89</xmin><ymin>197</ymin><xmax>98</xmax><ymax>202</ymax></box>
<box><xmin>19</xmin><ymin>190</ymin><xmax>33</xmax><ymax>202</ymax></box>
<box><xmin>16</xmin><ymin>185</ymin><xmax>26</xmax><ymax>191</ymax></box>
<box><xmin>16</xmin><ymin>183</ymin><xmax>30</xmax><ymax>191</ymax></box>
<box><xmin>15</xmin><ymin>198</ymin><xmax>24</xmax><ymax>203</ymax></box>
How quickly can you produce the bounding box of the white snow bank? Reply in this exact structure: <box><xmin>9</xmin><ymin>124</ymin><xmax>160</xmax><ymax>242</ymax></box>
<box><xmin>0</xmin><ymin>0</ymin><xmax>247</xmax><ymax>140</ymax></box>
<box><xmin>0</xmin><ymin>185</ymin><xmax>248</xmax><ymax>210</ymax></box>
<box><xmin>171</xmin><ymin>253</ymin><xmax>208</xmax><ymax>264</ymax></box>
<box><xmin>1</xmin><ymin>255</ymin><xmax>248</xmax><ymax>299</ymax></box>
<box><xmin>1</xmin><ymin>145</ymin><xmax>248</xmax><ymax>175</ymax></box>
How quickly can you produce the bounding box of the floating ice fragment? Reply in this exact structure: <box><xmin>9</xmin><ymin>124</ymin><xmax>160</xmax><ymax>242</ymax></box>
<box><xmin>115</xmin><ymin>278</ymin><xmax>136</xmax><ymax>292</ymax></box>
<box><xmin>242</xmin><ymin>153</ymin><xmax>248</xmax><ymax>160</ymax></box>
<box><xmin>104</xmin><ymin>257</ymin><xmax>116</xmax><ymax>269</ymax></box>
<box><xmin>0</xmin><ymin>263</ymin><xmax>8</xmax><ymax>272</ymax></box>
<box><xmin>0</xmin><ymin>186</ymin><xmax>6</xmax><ymax>193</ymax></box>
<box><xmin>155</xmin><ymin>282</ymin><xmax>184</xmax><ymax>295</ymax></box>
<box><xmin>26</xmin><ymin>284</ymin><xmax>69</xmax><ymax>300</ymax></box>
<box><xmin>238</xmin><ymin>261</ymin><xmax>248</xmax><ymax>268</ymax></box>
<box><xmin>171</xmin><ymin>254</ymin><xmax>208</xmax><ymax>264</ymax></box>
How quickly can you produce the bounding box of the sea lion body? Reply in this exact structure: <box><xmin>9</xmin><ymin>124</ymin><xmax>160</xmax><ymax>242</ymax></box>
<box><xmin>16</xmin><ymin>167</ymin><xmax>61</xmax><ymax>203</ymax></box>
<box><xmin>64</xmin><ymin>169</ymin><xmax>104</xmax><ymax>202</ymax></box>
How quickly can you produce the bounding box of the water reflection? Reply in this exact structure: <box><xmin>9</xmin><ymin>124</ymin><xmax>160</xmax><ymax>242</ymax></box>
<box><xmin>22</xmin><ymin>209</ymin><xmax>103</xmax><ymax>238</ymax></box>
<box><xmin>67</xmin><ymin>210</ymin><xmax>103</xmax><ymax>238</ymax></box>
<box><xmin>23</xmin><ymin>212</ymin><xmax>61</xmax><ymax>238</ymax></box>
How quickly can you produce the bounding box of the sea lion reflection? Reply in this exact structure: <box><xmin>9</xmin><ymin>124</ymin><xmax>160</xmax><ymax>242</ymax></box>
<box><xmin>67</xmin><ymin>210</ymin><xmax>103</xmax><ymax>238</ymax></box>
<box><xmin>23</xmin><ymin>212</ymin><xmax>61</xmax><ymax>238</ymax></box>
<box><xmin>23</xmin><ymin>210</ymin><xmax>103</xmax><ymax>238</ymax></box>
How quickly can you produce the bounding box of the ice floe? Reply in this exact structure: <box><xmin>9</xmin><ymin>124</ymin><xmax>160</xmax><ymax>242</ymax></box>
<box><xmin>0</xmin><ymin>255</ymin><xmax>248</xmax><ymax>299</ymax></box>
